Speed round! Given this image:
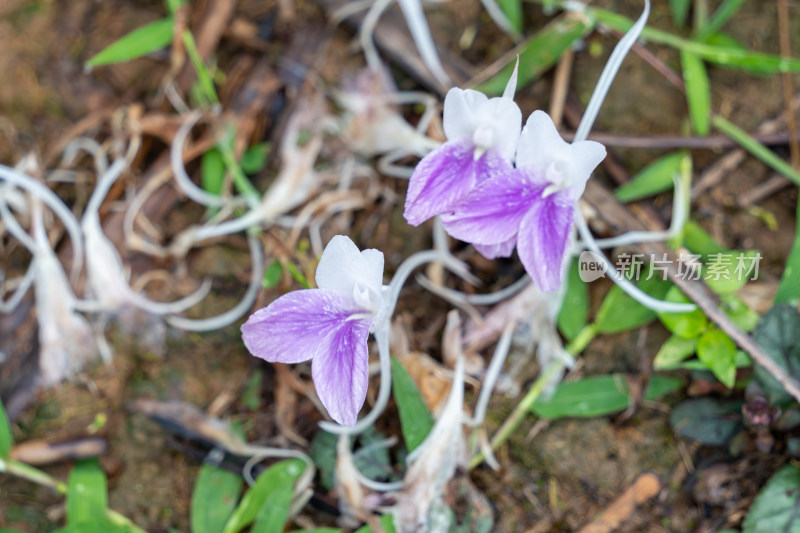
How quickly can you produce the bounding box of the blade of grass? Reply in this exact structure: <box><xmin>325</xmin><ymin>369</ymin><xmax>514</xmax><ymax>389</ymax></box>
<box><xmin>85</xmin><ymin>18</ymin><xmax>174</xmax><ymax>69</ymax></box>
<box><xmin>681</xmin><ymin>51</ymin><xmax>711</xmax><ymax>136</ymax></box>
<box><xmin>712</xmin><ymin>114</ymin><xmax>800</xmax><ymax>186</ymax></box>
<box><xmin>775</xmin><ymin>196</ymin><xmax>800</xmax><ymax>304</ymax></box>
<box><xmin>477</xmin><ymin>13</ymin><xmax>594</xmax><ymax>94</ymax></box>
<box><xmin>669</xmin><ymin>0</ymin><xmax>691</xmax><ymax>28</ymax></box>
<box><xmin>181</xmin><ymin>30</ymin><xmax>219</xmax><ymax>106</ymax></box>
<box><xmin>695</xmin><ymin>0</ymin><xmax>746</xmax><ymax>43</ymax></box>
<box><xmin>544</xmin><ymin>1</ymin><xmax>800</xmax><ymax>74</ymax></box>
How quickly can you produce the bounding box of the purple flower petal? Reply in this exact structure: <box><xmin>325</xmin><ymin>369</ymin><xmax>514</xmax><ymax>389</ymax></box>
<box><xmin>312</xmin><ymin>316</ymin><xmax>371</xmax><ymax>426</ymax></box>
<box><xmin>441</xmin><ymin>167</ymin><xmax>544</xmax><ymax>246</ymax></box>
<box><xmin>404</xmin><ymin>141</ymin><xmax>512</xmax><ymax>226</ymax></box>
<box><xmin>516</xmin><ymin>191</ymin><xmax>574</xmax><ymax>292</ymax></box>
<box><xmin>474</xmin><ymin>237</ymin><xmax>517</xmax><ymax>259</ymax></box>
<box><xmin>241</xmin><ymin>289</ymin><xmax>363</xmax><ymax>364</ymax></box>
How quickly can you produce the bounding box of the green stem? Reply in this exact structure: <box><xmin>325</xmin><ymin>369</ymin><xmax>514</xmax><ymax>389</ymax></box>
<box><xmin>468</xmin><ymin>323</ymin><xmax>599</xmax><ymax>470</ymax></box>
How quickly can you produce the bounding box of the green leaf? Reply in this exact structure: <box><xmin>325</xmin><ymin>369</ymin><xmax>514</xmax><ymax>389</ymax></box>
<box><xmin>85</xmin><ymin>18</ymin><xmax>174</xmax><ymax>69</ymax></box>
<box><xmin>51</xmin><ymin>520</ymin><xmax>132</xmax><ymax>533</ymax></box>
<box><xmin>680</xmin><ymin>51</ymin><xmax>711</xmax><ymax>136</ymax></box>
<box><xmin>713</xmin><ymin>115</ymin><xmax>800</xmax><ymax>186</ymax></box>
<box><xmin>594</xmin><ymin>269</ymin><xmax>672</xmax><ymax>334</ymax></box>
<box><xmin>241</xmin><ymin>370</ymin><xmax>263</xmax><ymax>410</ymax></box>
<box><xmin>695</xmin><ymin>0</ymin><xmax>746</xmax><ymax>43</ymax></box>
<box><xmin>670</xmin><ymin>398</ymin><xmax>742</xmax><ymax>445</ymax></box>
<box><xmin>291</xmin><ymin>529</ymin><xmax>342</xmax><ymax>533</ymax></box>
<box><xmin>164</xmin><ymin>0</ymin><xmax>185</xmax><ymax>16</ymax></box>
<box><xmin>222</xmin><ymin>459</ymin><xmax>305</xmax><ymax>533</ymax></box>
<box><xmin>701</xmin><ymin>31</ymin><xmax>746</xmax><ymax>50</ymax></box>
<box><xmin>391</xmin><ymin>357</ymin><xmax>434</xmax><ymax>452</ymax></box>
<box><xmin>752</xmin><ymin>305</ymin><xmax>800</xmax><ymax>405</ymax></box>
<box><xmin>191</xmin><ymin>463</ymin><xmax>243</xmax><ymax>533</ymax></box>
<box><xmin>682</xmin><ymin>220</ymin><xmax>728</xmax><ymax>260</ymax></box>
<box><xmin>669</xmin><ymin>0</ymin><xmax>691</xmax><ymax>27</ymax></box>
<box><xmin>586</xmin><ymin>6</ymin><xmax>800</xmax><ymax>74</ymax></box>
<box><xmin>654</xmin><ymin>335</ymin><xmax>698</xmax><ymax>369</ymax></box>
<box><xmin>250</xmin><ymin>475</ymin><xmax>293</xmax><ymax>533</ymax></box>
<box><xmin>657</xmin><ymin>286</ymin><xmax>708</xmax><ymax>339</ymax></box>
<box><xmin>286</xmin><ymin>262</ymin><xmax>311</xmax><ymax>289</ymax></box>
<box><xmin>201</xmin><ymin>148</ymin><xmax>226</xmax><ymax>196</ymax></box>
<box><xmin>354</xmin><ymin>513</ymin><xmax>397</xmax><ymax>533</ymax></box>
<box><xmin>67</xmin><ymin>459</ymin><xmax>108</xmax><ymax>524</ymax></box>
<box><xmin>697</xmin><ymin>328</ymin><xmax>737</xmax><ymax>387</ymax></box>
<box><xmin>615</xmin><ymin>151</ymin><xmax>688</xmax><ymax>203</ymax></box>
<box><xmin>477</xmin><ymin>13</ymin><xmax>594</xmax><ymax>94</ymax></box>
<box><xmin>775</xmin><ymin>196</ymin><xmax>800</xmax><ymax>304</ymax></box>
<box><xmin>742</xmin><ymin>464</ymin><xmax>800</xmax><ymax>532</ymax></box>
<box><xmin>557</xmin><ymin>259</ymin><xmax>588</xmax><ymax>341</ymax></box>
<box><xmin>262</xmin><ymin>259</ymin><xmax>283</xmax><ymax>289</ymax></box>
<box><xmin>497</xmin><ymin>0</ymin><xmax>523</xmax><ymax>35</ymax></box>
<box><xmin>530</xmin><ymin>374</ymin><xmax>684</xmax><ymax>419</ymax></box>
<box><xmin>0</xmin><ymin>398</ymin><xmax>12</xmax><ymax>458</ymax></box>
<box><xmin>241</xmin><ymin>143</ymin><xmax>270</xmax><ymax>175</ymax></box>
<box><xmin>721</xmin><ymin>293</ymin><xmax>759</xmax><ymax>332</ymax></box>
<box><xmin>703</xmin><ymin>251</ymin><xmax>760</xmax><ymax>294</ymax></box>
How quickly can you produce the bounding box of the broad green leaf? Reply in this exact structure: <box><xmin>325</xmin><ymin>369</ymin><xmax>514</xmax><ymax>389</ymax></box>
<box><xmin>478</xmin><ymin>13</ymin><xmax>594</xmax><ymax>94</ymax></box>
<box><xmin>587</xmin><ymin>7</ymin><xmax>800</xmax><ymax>74</ymax></box>
<box><xmin>557</xmin><ymin>259</ymin><xmax>588</xmax><ymax>341</ymax></box>
<box><xmin>222</xmin><ymin>459</ymin><xmax>305</xmax><ymax>533</ymax></box>
<box><xmin>191</xmin><ymin>463</ymin><xmax>243</xmax><ymax>533</ymax></box>
<box><xmin>742</xmin><ymin>464</ymin><xmax>800</xmax><ymax>532</ymax></box>
<box><xmin>703</xmin><ymin>250</ymin><xmax>759</xmax><ymax>294</ymax></box>
<box><xmin>654</xmin><ymin>335</ymin><xmax>698</xmax><ymax>369</ymax></box>
<box><xmin>201</xmin><ymin>148</ymin><xmax>226</xmax><ymax>196</ymax></box>
<box><xmin>712</xmin><ymin>115</ymin><xmax>800</xmax><ymax>187</ymax></box>
<box><xmin>669</xmin><ymin>0</ymin><xmax>691</xmax><ymax>27</ymax></box>
<box><xmin>680</xmin><ymin>51</ymin><xmax>711</xmax><ymax>136</ymax></box>
<box><xmin>670</xmin><ymin>398</ymin><xmax>742</xmax><ymax>445</ymax></box>
<box><xmin>657</xmin><ymin>286</ymin><xmax>708</xmax><ymax>339</ymax></box>
<box><xmin>67</xmin><ymin>460</ymin><xmax>108</xmax><ymax>524</ymax></box>
<box><xmin>241</xmin><ymin>143</ymin><xmax>270</xmax><ymax>175</ymax></box>
<box><xmin>720</xmin><ymin>293</ymin><xmax>759</xmax><ymax>332</ymax></box>
<box><xmin>164</xmin><ymin>0</ymin><xmax>185</xmax><ymax>16</ymax></box>
<box><xmin>695</xmin><ymin>0</ymin><xmax>746</xmax><ymax>43</ymax></box>
<box><xmin>697</xmin><ymin>328</ymin><xmax>737</xmax><ymax>387</ymax></box>
<box><xmin>0</xmin><ymin>398</ymin><xmax>12</xmax><ymax>458</ymax></box>
<box><xmin>530</xmin><ymin>374</ymin><xmax>684</xmax><ymax>419</ymax></box>
<box><xmin>775</xmin><ymin>196</ymin><xmax>800</xmax><ymax>304</ymax></box>
<box><xmin>250</xmin><ymin>476</ymin><xmax>293</xmax><ymax>533</ymax></box>
<box><xmin>593</xmin><ymin>269</ymin><xmax>671</xmax><ymax>334</ymax></box>
<box><xmin>391</xmin><ymin>357</ymin><xmax>434</xmax><ymax>452</ymax></box>
<box><xmin>85</xmin><ymin>18</ymin><xmax>174</xmax><ymax>69</ymax></box>
<box><xmin>497</xmin><ymin>0</ymin><xmax>523</xmax><ymax>35</ymax></box>
<box><xmin>752</xmin><ymin>305</ymin><xmax>800</xmax><ymax>405</ymax></box>
<box><xmin>261</xmin><ymin>259</ymin><xmax>283</xmax><ymax>289</ymax></box>
<box><xmin>615</xmin><ymin>151</ymin><xmax>687</xmax><ymax>203</ymax></box>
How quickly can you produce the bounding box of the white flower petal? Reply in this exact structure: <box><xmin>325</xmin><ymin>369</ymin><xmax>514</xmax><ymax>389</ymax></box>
<box><xmin>315</xmin><ymin>235</ymin><xmax>384</xmax><ymax>306</ymax></box>
<box><xmin>563</xmin><ymin>139</ymin><xmax>607</xmax><ymax>196</ymax></box>
<box><xmin>515</xmin><ymin>110</ymin><xmax>568</xmax><ymax>172</ymax></box>
<box><xmin>442</xmin><ymin>88</ymin><xmax>487</xmax><ymax>141</ymax></box>
<box><xmin>479</xmin><ymin>97</ymin><xmax>522</xmax><ymax>162</ymax></box>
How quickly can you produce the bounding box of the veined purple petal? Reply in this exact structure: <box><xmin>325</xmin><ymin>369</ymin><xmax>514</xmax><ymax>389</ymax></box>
<box><xmin>312</xmin><ymin>316</ymin><xmax>371</xmax><ymax>426</ymax></box>
<box><xmin>241</xmin><ymin>288</ymin><xmax>372</xmax><ymax>426</ymax></box>
<box><xmin>516</xmin><ymin>191</ymin><xmax>574</xmax><ymax>292</ymax></box>
<box><xmin>404</xmin><ymin>140</ymin><xmax>511</xmax><ymax>226</ymax></box>
<box><xmin>440</xmin><ymin>167</ymin><xmax>544</xmax><ymax>246</ymax></box>
<box><xmin>241</xmin><ymin>289</ymin><xmax>366</xmax><ymax>364</ymax></box>
<box><xmin>474</xmin><ymin>237</ymin><xmax>517</xmax><ymax>259</ymax></box>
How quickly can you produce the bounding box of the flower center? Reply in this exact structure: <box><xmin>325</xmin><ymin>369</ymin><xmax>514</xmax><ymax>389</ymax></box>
<box><xmin>472</xmin><ymin>126</ymin><xmax>494</xmax><ymax>161</ymax></box>
<box><xmin>542</xmin><ymin>160</ymin><xmax>567</xmax><ymax>197</ymax></box>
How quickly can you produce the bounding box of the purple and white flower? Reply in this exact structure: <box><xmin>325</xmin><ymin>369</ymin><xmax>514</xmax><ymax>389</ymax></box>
<box><xmin>441</xmin><ymin>110</ymin><xmax>606</xmax><ymax>292</ymax></box>
<box><xmin>241</xmin><ymin>235</ymin><xmax>385</xmax><ymax>426</ymax></box>
<box><xmin>403</xmin><ymin>72</ymin><xmax>522</xmax><ymax>226</ymax></box>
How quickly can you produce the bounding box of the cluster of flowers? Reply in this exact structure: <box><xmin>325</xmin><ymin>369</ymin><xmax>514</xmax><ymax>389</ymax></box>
<box><xmin>242</xmin><ymin>66</ymin><xmax>608</xmax><ymax>426</ymax></box>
